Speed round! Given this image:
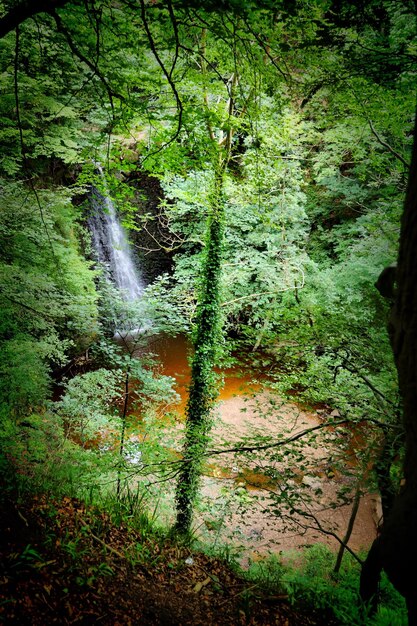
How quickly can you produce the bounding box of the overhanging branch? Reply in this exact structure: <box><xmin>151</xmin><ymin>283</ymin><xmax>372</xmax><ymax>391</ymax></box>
<box><xmin>205</xmin><ymin>415</ymin><xmax>400</xmax><ymax>457</ymax></box>
<box><xmin>138</xmin><ymin>0</ymin><xmax>184</xmax><ymax>161</ymax></box>
<box><xmin>0</xmin><ymin>0</ymin><xmax>71</xmax><ymax>39</ymax></box>
<box><xmin>51</xmin><ymin>9</ymin><xmax>124</xmax><ymax>113</ymax></box>
<box><xmin>205</xmin><ymin>418</ymin><xmax>350</xmax><ymax>456</ymax></box>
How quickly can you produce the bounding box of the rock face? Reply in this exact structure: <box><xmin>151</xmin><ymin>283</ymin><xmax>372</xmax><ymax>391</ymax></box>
<box><xmin>125</xmin><ymin>170</ymin><xmax>174</xmax><ymax>282</ymax></box>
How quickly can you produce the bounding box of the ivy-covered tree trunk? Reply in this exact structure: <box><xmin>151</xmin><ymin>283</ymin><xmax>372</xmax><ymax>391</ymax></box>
<box><xmin>174</xmin><ymin>166</ymin><xmax>225</xmax><ymax>534</ymax></box>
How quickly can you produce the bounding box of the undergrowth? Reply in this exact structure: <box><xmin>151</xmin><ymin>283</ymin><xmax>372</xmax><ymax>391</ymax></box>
<box><xmin>246</xmin><ymin>544</ymin><xmax>407</xmax><ymax>626</ymax></box>
<box><xmin>0</xmin><ymin>446</ymin><xmax>408</xmax><ymax>626</ymax></box>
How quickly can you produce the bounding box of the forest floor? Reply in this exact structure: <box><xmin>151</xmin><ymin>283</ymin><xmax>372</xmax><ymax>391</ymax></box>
<box><xmin>0</xmin><ymin>493</ymin><xmax>338</xmax><ymax>625</ymax></box>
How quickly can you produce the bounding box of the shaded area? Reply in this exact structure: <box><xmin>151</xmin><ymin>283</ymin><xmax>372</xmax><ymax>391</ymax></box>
<box><xmin>0</xmin><ymin>494</ymin><xmax>336</xmax><ymax>625</ymax></box>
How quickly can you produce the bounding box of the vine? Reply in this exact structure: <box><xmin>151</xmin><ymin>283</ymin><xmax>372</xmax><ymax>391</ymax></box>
<box><xmin>175</xmin><ymin>162</ymin><xmax>225</xmax><ymax>533</ymax></box>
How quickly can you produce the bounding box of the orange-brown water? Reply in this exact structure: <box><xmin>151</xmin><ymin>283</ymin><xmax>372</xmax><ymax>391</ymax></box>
<box><xmin>120</xmin><ymin>335</ymin><xmax>377</xmax><ymax>553</ymax></box>
<box><xmin>142</xmin><ymin>334</ymin><xmax>260</xmax><ymax>419</ymax></box>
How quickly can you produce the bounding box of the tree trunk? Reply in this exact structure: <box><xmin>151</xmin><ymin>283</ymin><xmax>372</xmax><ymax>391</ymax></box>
<box><xmin>117</xmin><ymin>368</ymin><xmax>130</xmax><ymax>498</ymax></box>
<box><xmin>389</xmin><ymin>108</ymin><xmax>417</xmax><ymax>492</ymax></box>
<box><xmin>373</xmin><ymin>425</ymin><xmax>401</xmax><ymax>521</ymax></box>
<box><xmin>360</xmin><ymin>107</ymin><xmax>417</xmax><ymax>619</ymax></box>
<box><xmin>174</xmin><ymin>167</ymin><xmax>225</xmax><ymax>533</ymax></box>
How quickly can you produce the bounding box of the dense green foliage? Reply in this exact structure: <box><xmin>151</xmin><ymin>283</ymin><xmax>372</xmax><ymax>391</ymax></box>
<box><xmin>0</xmin><ymin>183</ymin><xmax>98</xmax><ymax>420</ymax></box>
<box><xmin>0</xmin><ymin>0</ymin><xmax>416</xmax><ymax>622</ymax></box>
<box><xmin>246</xmin><ymin>545</ymin><xmax>407</xmax><ymax>625</ymax></box>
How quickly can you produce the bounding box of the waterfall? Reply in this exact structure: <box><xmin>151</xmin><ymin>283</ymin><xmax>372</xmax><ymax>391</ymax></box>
<box><xmin>88</xmin><ymin>164</ymin><xmax>143</xmax><ymax>301</ymax></box>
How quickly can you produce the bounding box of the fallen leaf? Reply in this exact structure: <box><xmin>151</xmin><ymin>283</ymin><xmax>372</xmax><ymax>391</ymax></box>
<box><xmin>193</xmin><ymin>577</ymin><xmax>211</xmax><ymax>593</ymax></box>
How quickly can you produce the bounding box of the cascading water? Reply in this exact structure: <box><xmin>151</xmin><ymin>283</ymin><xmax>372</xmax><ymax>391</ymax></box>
<box><xmin>88</xmin><ymin>165</ymin><xmax>145</xmax><ymax>467</ymax></box>
<box><xmin>88</xmin><ymin>164</ymin><xmax>143</xmax><ymax>301</ymax></box>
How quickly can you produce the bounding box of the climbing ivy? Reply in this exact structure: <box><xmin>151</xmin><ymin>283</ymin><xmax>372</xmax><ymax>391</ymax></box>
<box><xmin>175</xmin><ymin>164</ymin><xmax>226</xmax><ymax>533</ymax></box>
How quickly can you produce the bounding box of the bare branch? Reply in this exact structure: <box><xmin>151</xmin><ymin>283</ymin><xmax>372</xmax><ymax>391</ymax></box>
<box><xmin>51</xmin><ymin>9</ymin><xmax>124</xmax><ymax>115</ymax></box>
<box><xmin>167</xmin><ymin>0</ymin><xmax>179</xmax><ymax>80</ymax></box>
<box><xmin>14</xmin><ymin>25</ymin><xmax>56</xmax><ymax>259</ymax></box>
<box><xmin>243</xmin><ymin>474</ymin><xmax>364</xmax><ymax>565</ymax></box>
<box><xmin>200</xmin><ymin>28</ymin><xmax>216</xmax><ymax>143</ymax></box>
<box><xmin>368</xmin><ymin>120</ymin><xmax>410</xmax><ymax>169</ymax></box>
<box><xmin>138</xmin><ymin>0</ymin><xmax>184</xmax><ymax>162</ymax></box>
<box><xmin>285</xmin><ymin>508</ymin><xmax>364</xmax><ymax>565</ymax></box>
<box><xmin>348</xmin><ymin>81</ymin><xmax>410</xmax><ymax>170</ymax></box>
<box><xmin>342</xmin><ymin>358</ymin><xmax>397</xmax><ymax>407</ymax></box>
<box><xmin>204</xmin><ymin>415</ymin><xmax>400</xmax><ymax>457</ymax></box>
<box><xmin>205</xmin><ymin>418</ymin><xmax>350</xmax><ymax>456</ymax></box>
<box><xmin>334</xmin><ymin>485</ymin><xmax>362</xmax><ymax>573</ymax></box>
<box><xmin>242</xmin><ymin>17</ymin><xmax>291</xmax><ymax>82</ymax></box>
<box><xmin>222</xmin><ymin>284</ymin><xmax>303</xmax><ymax>307</ymax></box>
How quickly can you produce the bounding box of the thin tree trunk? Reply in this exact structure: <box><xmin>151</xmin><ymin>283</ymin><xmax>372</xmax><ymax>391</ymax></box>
<box><xmin>117</xmin><ymin>368</ymin><xmax>130</xmax><ymax>498</ymax></box>
<box><xmin>174</xmin><ymin>166</ymin><xmax>225</xmax><ymax>533</ymax></box>
<box><xmin>174</xmin><ymin>34</ymin><xmax>238</xmax><ymax>533</ymax></box>
<box><xmin>334</xmin><ymin>485</ymin><xmax>361</xmax><ymax>574</ymax></box>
